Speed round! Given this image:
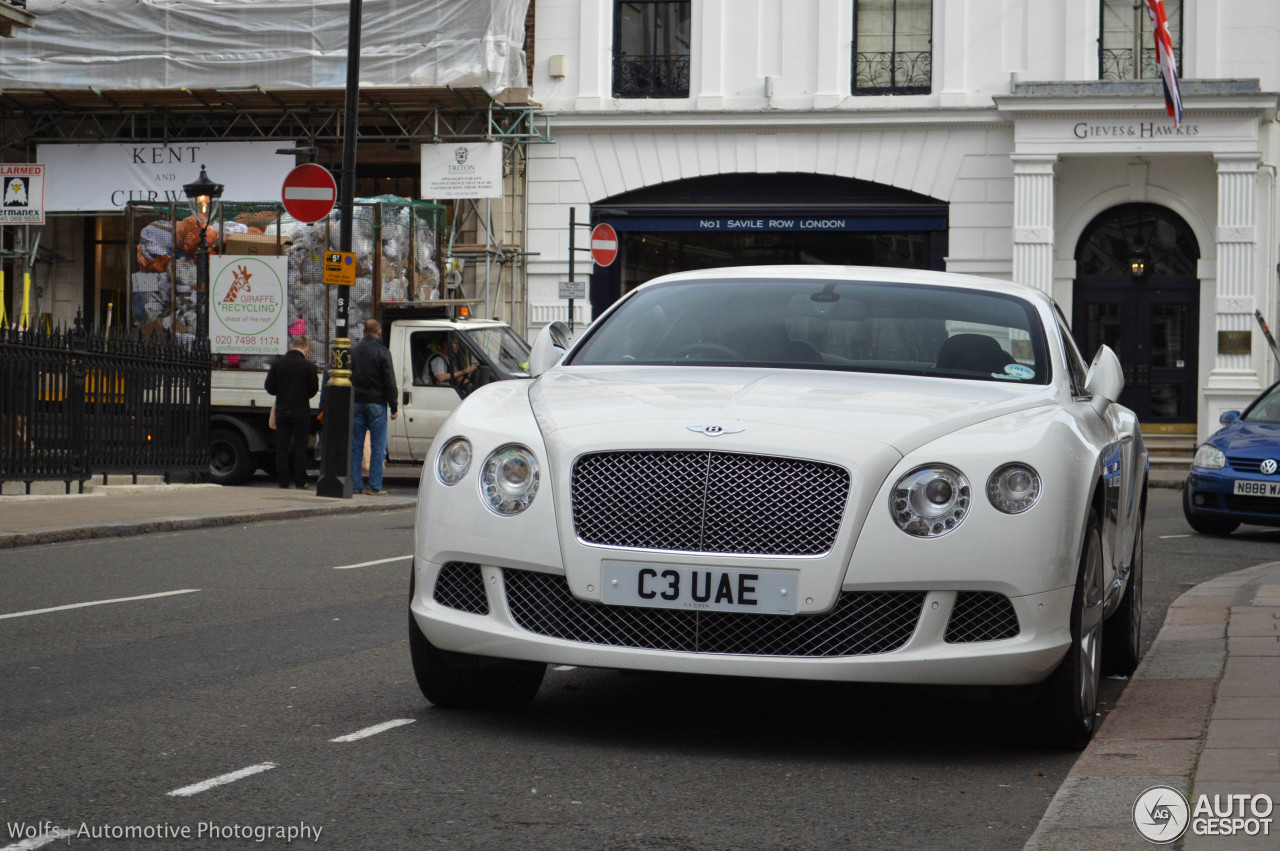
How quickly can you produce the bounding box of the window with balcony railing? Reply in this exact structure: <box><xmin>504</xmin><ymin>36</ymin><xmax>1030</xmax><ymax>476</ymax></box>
<box><xmin>1100</xmin><ymin>0</ymin><xmax>1183</xmax><ymax>81</ymax></box>
<box><xmin>613</xmin><ymin>1</ymin><xmax>691</xmax><ymax>99</ymax></box>
<box><xmin>853</xmin><ymin>0</ymin><xmax>932</xmax><ymax>95</ymax></box>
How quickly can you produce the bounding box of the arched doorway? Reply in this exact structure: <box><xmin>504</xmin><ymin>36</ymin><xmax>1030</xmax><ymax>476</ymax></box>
<box><xmin>589</xmin><ymin>173</ymin><xmax>949</xmax><ymax>318</ymax></box>
<box><xmin>1073</xmin><ymin>203</ymin><xmax>1200</xmax><ymax>425</ymax></box>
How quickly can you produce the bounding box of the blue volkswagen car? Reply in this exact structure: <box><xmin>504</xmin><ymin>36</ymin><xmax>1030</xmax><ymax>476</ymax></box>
<box><xmin>1184</xmin><ymin>380</ymin><xmax>1280</xmax><ymax>535</ymax></box>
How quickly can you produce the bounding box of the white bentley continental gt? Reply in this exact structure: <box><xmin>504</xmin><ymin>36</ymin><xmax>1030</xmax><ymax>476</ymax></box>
<box><xmin>410</xmin><ymin>266</ymin><xmax>1148</xmax><ymax>749</ymax></box>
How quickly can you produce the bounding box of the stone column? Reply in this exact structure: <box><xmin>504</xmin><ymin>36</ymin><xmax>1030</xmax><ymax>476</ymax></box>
<box><xmin>1208</xmin><ymin>153</ymin><xmax>1262</xmax><ymax>388</ymax></box>
<box><xmin>1012</xmin><ymin>154</ymin><xmax>1058</xmax><ymax>293</ymax></box>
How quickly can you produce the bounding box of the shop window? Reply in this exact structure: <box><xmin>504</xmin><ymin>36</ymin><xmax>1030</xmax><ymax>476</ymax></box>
<box><xmin>853</xmin><ymin>0</ymin><xmax>932</xmax><ymax>95</ymax></box>
<box><xmin>612</xmin><ymin>1</ymin><xmax>691</xmax><ymax>98</ymax></box>
<box><xmin>1100</xmin><ymin>0</ymin><xmax>1183</xmax><ymax>81</ymax></box>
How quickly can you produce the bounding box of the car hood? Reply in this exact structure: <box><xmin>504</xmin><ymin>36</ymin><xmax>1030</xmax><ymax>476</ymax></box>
<box><xmin>530</xmin><ymin>366</ymin><xmax>1056</xmax><ymax>455</ymax></box>
<box><xmin>1212</xmin><ymin>420</ymin><xmax>1280</xmax><ymax>454</ymax></box>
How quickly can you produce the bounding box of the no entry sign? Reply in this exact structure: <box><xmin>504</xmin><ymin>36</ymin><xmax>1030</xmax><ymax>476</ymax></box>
<box><xmin>281</xmin><ymin>164</ymin><xmax>337</xmax><ymax>223</ymax></box>
<box><xmin>590</xmin><ymin>222</ymin><xmax>618</xmax><ymax>267</ymax></box>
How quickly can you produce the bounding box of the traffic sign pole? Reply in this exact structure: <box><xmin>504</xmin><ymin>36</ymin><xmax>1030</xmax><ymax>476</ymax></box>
<box><xmin>317</xmin><ymin>0</ymin><xmax>362</xmax><ymax>500</ymax></box>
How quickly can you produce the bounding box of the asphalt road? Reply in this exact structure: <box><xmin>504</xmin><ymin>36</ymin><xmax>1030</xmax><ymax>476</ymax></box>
<box><xmin>0</xmin><ymin>487</ymin><xmax>1272</xmax><ymax>851</ymax></box>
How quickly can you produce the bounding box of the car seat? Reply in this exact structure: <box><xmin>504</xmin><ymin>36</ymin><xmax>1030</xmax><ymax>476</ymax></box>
<box><xmin>934</xmin><ymin>334</ymin><xmax>1016</xmax><ymax>374</ymax></box>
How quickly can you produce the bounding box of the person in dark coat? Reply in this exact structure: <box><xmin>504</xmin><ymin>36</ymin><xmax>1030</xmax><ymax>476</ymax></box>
<box><xmin>350</xmin><ymin>319</ymin><xmax>398</xmax><ymax>495</ymax></box>
<box><xmin>264</xmin><ymin>335</ymin><xmax>320</xmax><ymax>489</ymax></box>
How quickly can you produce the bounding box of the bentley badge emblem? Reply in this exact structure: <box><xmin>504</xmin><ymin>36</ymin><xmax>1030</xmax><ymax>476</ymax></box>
<box><xmin>687</xmin><ymin>425</ymin><xmax>744</xmax><ymax>437</ymax></box>
<box><xmin>1262</xmin><ymin>458</ymin><xmax>1278</xmax><ymax>475</ymax></box>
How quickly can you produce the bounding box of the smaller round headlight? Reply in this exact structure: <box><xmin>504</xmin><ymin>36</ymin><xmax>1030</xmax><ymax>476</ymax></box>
<box><xmin>987</xmin><ymin>463</ymin><xmax>1042</xmax><ymax>514</ymax></box>
<box><xmin>1191</xmin><ymin>443</ymin><xmax>1226</xmax><ymax>470</ymax></box>
<box><xmin>890</xmin><ymin>465</ymin><xmax>971</xmax><ymax>537</ymax></box>
<box><xmin>481</xmin><ymin>444</ymin><xmax>540</xmax><ymax>515</ymax></box>
<box><xmin>436</xmin><ymin>437</ymin><xmax>472</xmax><ymax>485</ymax></box>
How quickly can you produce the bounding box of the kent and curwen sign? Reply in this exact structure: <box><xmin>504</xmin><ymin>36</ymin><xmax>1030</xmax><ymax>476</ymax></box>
<box><xmin>0</xmin><ymin>164</ymin><xmax>45</xmax><ymax>225</ymax></box>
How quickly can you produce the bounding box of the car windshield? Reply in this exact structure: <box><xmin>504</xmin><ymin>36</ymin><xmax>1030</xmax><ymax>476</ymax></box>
<box><xmin>464</xmin><ymin>325</ymin><xmax>531</xmax><ymax>378</ymax></box>
<box><xmin>1243</xmin><ymin>384</ymin><xmax>1280</xmax><ymax>423</ymax></box>
<box><xmin>569</xmin><ymin>278</ymin><xmax>1050</xmax><ymax>384</ymax></box>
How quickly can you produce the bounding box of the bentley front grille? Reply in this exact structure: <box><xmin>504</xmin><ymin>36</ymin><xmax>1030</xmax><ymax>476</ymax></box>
<box><xmin>571</xmin><ymin>450</ymin><xmax>850</xmax><ymax>555</ymax></box>
<box><xmin>944</xmin><ymin>591</ymin><xmax>1020</xmax><ymax>643</ymax></box>
<box><xmin>503</xmin><ymin>569</ymin><xmax>924</xmax><ymax>657</ymax></box>
<box><xmin>432</xmin><ymin>561</ymin><xmax>489</xmax><ymax>615</ymax></box>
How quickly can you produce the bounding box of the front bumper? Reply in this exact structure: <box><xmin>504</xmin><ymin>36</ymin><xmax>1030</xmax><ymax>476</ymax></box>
<box><xmin>1186</xmin><ymin>469</ymin><xmax>1280</xmax><ymax>528</ymax></box>
<box><xmin>411</xmin><ymin>558</ymin><xmax>1075</xmax><ymax>687</ymax></box>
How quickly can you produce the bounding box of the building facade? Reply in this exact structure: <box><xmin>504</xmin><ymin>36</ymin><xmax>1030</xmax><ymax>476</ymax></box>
<box><xmin>525</xmin><ymin>0</ymin><xmax>1280</xmax><ymax>442</ymax></box>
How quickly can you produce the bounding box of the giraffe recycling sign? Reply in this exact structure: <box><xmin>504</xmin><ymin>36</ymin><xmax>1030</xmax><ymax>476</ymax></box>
<box><xmin>209</xmin><ymin>255</ymin><xmax>288</xmax><ymax>355</ymax></box>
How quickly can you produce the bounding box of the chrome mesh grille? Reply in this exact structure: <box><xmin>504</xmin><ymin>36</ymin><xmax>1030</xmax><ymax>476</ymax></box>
<box><xmin>944</xmin><ymin>592</ymin><xmax>1020</xmax><ymax>643</ymax></box>
<box><xmin>432</xmin><ymin>562</ymin><xmax>489</xmax><ymax>615</ymax></box>
<box><xmin>503</xmin><ymin>569</ymin><xmax>924</xmax><ymax>657</ymax></box>
<box><xmin>571</xmin><ymin>451</ymin><xmax>850</xmax><ymax>555</ymax></box>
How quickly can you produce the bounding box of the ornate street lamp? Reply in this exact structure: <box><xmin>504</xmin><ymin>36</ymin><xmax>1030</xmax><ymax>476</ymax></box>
<box><xmin>183</xmin><ymin>164</ymin><xmax>224</xmax><ymax>342</ymax></box>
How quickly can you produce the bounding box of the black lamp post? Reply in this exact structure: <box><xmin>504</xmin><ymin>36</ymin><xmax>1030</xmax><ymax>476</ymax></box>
<box><xmin>183</xmin><ymin>164</ymin><xmax>224</xmax><ymax>342</ymax></box>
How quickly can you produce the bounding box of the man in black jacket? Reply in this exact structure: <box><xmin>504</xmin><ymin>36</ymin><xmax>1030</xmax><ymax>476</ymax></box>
<box><xmin>265</xmin><ymin>335</ymin><xmax>320</xmax><ymax>489</ymax></box>
<box><xmin>350</xmin><ymin>319</ymin><xmax>399</xmax><ymax>495</ymax></box>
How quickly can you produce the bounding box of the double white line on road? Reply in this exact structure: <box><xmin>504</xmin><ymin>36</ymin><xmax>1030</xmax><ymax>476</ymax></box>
<box><xmin>0</xmin><ymin>589</ymin><xmax>200</xmax><ymax>621</ymax></box>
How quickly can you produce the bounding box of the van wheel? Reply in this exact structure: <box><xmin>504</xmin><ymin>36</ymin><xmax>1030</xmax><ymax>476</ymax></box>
<box><xmin>1037</xmin><ymin>509</ymin><xmax>1105</xmax><ymax>750</ymax></box>
<box><xmin>408</xmin><ymin>611</ymin><xmax>544</xmax><ymax>709</ymax></box>
<box><xmin>209</xmin><ymin>429</ymin><xmax>253</xmax><ymax>485</ymax></box>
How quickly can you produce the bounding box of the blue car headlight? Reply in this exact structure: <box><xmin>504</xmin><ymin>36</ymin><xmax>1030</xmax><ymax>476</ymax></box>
<box><xmin>1192</xmin><ymin>444</ymin><xmax>1226</xmax><ymax>470</ymax></box>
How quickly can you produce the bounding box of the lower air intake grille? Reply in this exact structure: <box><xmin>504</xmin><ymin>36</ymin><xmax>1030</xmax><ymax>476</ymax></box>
<box><xmin>503</xmin><ymin>569</ymin><xmax>924</xmax><ymax>657</ymax></box>
<box><xmin>433</xmin><ymin>562</ymin><xmax>488</xmax><ymax>615</ymax></box>
<box><xmin>944</xmin><ymin>592</ymin><xmax>1020</xmax><ymax>643</ymax></box>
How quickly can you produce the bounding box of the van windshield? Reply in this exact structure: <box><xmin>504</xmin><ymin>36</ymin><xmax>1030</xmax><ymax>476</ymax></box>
<box><xmin>464</xmin><ymin>326</ymin><xmax>531</xmax><ymax>378</ymax></box>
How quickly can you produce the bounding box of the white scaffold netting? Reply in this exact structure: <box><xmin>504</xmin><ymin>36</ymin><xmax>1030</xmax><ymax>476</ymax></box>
<box><xmin>2</xmin><ymin>0</ymin><xmax>530</xmax><ymax>94</ymax></box>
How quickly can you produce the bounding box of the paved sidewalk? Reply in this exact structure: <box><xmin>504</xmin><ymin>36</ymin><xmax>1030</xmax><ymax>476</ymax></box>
<box><xmin>1027</xmin><ymin>562</ymin><xmax>1280</xmax><ymax>849</ymax></box>
<box><xmin>0</xmin><ymin>482</ymin><xmax>415</xmax><ymax>549</ymax></box>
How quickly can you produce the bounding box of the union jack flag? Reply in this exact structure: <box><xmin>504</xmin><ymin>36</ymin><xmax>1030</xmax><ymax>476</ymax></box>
<box><xmin>1144</xmin><ymin>0</ymin><xmax>1183</xmax><ymax>127</ymax></box>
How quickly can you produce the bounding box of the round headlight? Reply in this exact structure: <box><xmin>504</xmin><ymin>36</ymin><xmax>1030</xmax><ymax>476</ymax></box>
<box><xmin>436</xmin><ymin>437</ymin><xmax>472</xmax><ymax>485</ymax></box>
<box><xmin>890</xmin><ymin>465</ymin><xmax>971</xmax><ymax>537</ymax></box>
<box><xmin>481</xmin><ymin>444</ymin><xmax>540</xmax><ymax>515</ymax></box>
<box><xmin>987</xmin><ymin>463</ymin><xmax>1042</xmax><ymax>514</ymax></box>
<box><xmin>1192</xmin><ymin>444</ymin><xmax>1226</xmax><ymax>470</ymax></box>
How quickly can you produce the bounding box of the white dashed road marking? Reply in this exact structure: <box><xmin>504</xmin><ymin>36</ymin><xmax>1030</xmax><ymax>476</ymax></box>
<box><xmin>333</xmin><ymin>555</ymin><xmax>412</xmax><ymax>570</ymax></box>
<box><xmin>166</xmin><ymin>763</ymin><xmax>278</xmax><ymax>797</ymax></box>
<box><xmin>330</xmin><ymin>719</ymin><xmax>416</xmax><ymax>742</ymax></box>
<box><xmin>1</xmin><ymin>830</ymin><xmax>76</xmax><ymax>851</ymax></box>
<box><xmin>0</xmin><ymin>589</ymin><xmax>201</xmax><ymax>621</ymax></box>
<box><xmin>1159</xmin><ymin>534</ymin><xmax>1191</xmax><ymax>539</ymax></box>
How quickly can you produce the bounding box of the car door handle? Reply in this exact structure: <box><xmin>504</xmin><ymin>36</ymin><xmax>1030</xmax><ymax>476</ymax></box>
<box><xmin>403</xmin><ymin>390</ymin><xmax>411</xmax><ymax>404</ymax></box>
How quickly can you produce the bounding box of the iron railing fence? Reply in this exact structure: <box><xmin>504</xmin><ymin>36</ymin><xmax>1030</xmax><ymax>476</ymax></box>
<box><xmin>612</xmin><ymin>55</ymin><xmax>691</xmax><ymax>98</ymax></box>
<box><xmin>0</xmin><ymin>317</ymin><xmax>210</xmax><ymax>492</ymax></box>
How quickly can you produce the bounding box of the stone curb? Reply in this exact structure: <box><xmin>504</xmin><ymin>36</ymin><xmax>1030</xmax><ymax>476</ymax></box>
<box><xmin>0</xmin><ymin>499</ymin><xmax>416</xmax><ymax>550</ymax></box>
<box><xmin>1025</xmin><ymin>562</ymin><xmax>1280</xmax><ymax>850</ymax></box>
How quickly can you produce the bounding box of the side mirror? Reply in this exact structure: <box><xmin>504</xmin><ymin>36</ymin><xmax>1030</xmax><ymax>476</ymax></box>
<box><xmin>529</xmin><ymin>321</ymin><xmax>571</xmax><ymax>377</ymax></box>
<box><xmin>1084</xmin><ymin>344</ymin><xmax>1124</xmax><ymax>415</ymax></box>
<box><xmin>1220</xmin><ymin>410</ymin><xmax>1241</xmax><ymax>425</ymax></box>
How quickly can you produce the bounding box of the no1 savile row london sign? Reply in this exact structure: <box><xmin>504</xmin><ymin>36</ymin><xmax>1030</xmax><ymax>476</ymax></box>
<box><xmin>36</xmin><ymin>142</ymin><xmax>293</xmax><ymax>212</ymax></box>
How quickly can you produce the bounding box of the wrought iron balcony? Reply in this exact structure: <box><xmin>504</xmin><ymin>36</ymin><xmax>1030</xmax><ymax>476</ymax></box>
<box><xmin>854</xmin><ymin>50</ymin><xmax>932</xmax><ymax>95</ymax></box>
<box><xmin>1100</xmin><ymin>47</ymin><xmax>1183</xmax><ymax>81</ymax></box>
<box><xmin>613</xmin><ymin>55</ymin><xmax>691</xmax><ymax>99</ymax></box>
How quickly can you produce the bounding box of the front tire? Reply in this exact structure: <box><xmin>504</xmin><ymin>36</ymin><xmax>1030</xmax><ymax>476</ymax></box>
<box><xmin>1182</xmin><ymin>487</ymin><xmax>1240</xmax><ymax>536</ymax></box>
<box><xmin>408</xmin><ymin>611</ymin><xmax>544</xmax><ymax>709</ymax></box>
<box><xmin>1038</xmin><ymin>509</ymin><xmax>1105</xmax><ymax>750</ymax></box>
<box><xmin>1102</xmin><ymin>521</ymin><xmax>1143</xmax><ymax>676</ymax></box>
